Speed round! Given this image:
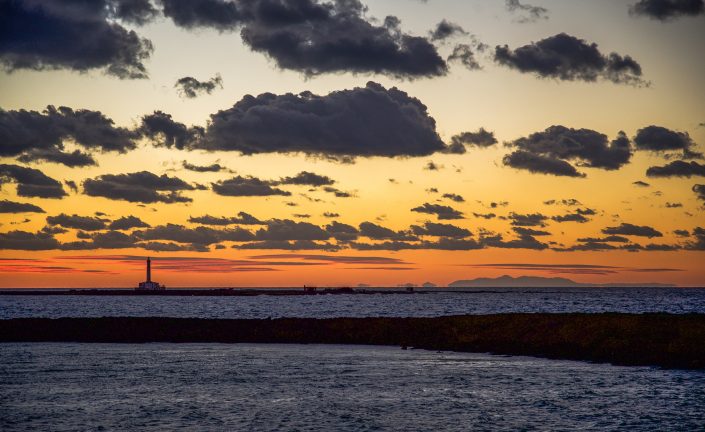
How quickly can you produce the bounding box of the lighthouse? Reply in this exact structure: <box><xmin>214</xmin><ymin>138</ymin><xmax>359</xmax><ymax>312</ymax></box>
<box><xmin>137</xmin><ymin>257</ymin><xmax>164</xmax><ymax>290</ymax></box>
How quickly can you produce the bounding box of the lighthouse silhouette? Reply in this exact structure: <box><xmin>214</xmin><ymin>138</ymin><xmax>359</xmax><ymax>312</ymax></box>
<box><xmin>137</xmin><ymin>257</ymin><xmax>164</xmax><ymax>290</ymax></box>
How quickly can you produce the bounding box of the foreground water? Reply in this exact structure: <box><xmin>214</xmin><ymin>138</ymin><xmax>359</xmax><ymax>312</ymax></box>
<box><xmin>2</xmin><ymin>288</ymin><xmax>705</xmax><ymax>319</ymax></box>
<box><xmin>1</xmin><ymin>343</ymin><xmax>703</xmax><ymax>431</ymax></box>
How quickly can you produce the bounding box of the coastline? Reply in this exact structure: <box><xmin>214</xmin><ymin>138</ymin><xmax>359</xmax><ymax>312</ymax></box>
<box><xmin>1</xmin><ymin>313</ymin><xmax>704</xmax><ymax>369</ymax></box>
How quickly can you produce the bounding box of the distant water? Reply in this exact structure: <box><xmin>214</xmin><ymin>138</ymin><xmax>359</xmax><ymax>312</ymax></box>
<box><xmin>1</xmin><ymin>288</ymin><xmax>705</xmax><ymax>319</ymax></box>
<box><xmin>1</xmin><ymin>343</ymin><xmax>703</xmax><ymax>431</ymax></box>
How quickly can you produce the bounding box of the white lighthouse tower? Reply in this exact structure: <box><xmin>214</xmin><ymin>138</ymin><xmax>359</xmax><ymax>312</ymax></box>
<box><xmin>137</xmin><ymin>257</ymin><xmax>164</xmax><ymax>290</ymax></box>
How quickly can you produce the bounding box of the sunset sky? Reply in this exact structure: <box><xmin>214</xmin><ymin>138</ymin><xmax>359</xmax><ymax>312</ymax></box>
<box><xmin>1</xmin><ymin>0</ymin><xmax>704</xmax><ymax>287</ymax></box>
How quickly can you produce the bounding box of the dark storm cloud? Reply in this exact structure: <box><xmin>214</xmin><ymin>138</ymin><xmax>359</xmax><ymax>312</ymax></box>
<box><xmin>175</xmin><ymin>74</ymin><xmax>223</xmax><ymax>98</ymax></box>
<box><xmin>61</xmin><ymin>230</ymin><xmax>138</xmax><ymax>250</ymax></box>
<box><xmin>410</xmin><ymin>222</ymin><xmax>471</xmax><ymax>238</ymax></box>
<box><xmin>254</xmin><ymin>219</ymin><xmax>330</xmax><ymax>241</ymax></box>
<box><xmin>602</xmin><ymin>223</ymin><xmax>663</xmax><ymax>238</ymax></box>
<box><xmin>633</xmin><ymin>126</ymin><xmax>701</xmax><ymax>158</ymax></box>
<box><xmin>140</xmin><ymin>111</ymin><xmax>204</xmax><ymax>150</ymax></box>
<box><xmin>109</xmin><ymin>215</ymin><xmax>150</xmax><ymax>230</ymax></box>
<box><xmin>503</xmin><ymin>151</ymin><xmax>585</xmax><ymax>177</ymax></box>
<box><xmin>0</xmin><ymin>0</ymin><xmax>153</xmax><ymax>78</ymax></box>
<box><xmin>211</xmin><ymin>176</ymin><xmax>291</xmax><ymax>197</ymax></box>
<box><xmin>198</xmin><ymin>82</ymin><xmax>448</xmax><ymax>160</ymax></box>
<box><xmin>509</xmin><ymin>212</ymin><xmax>548</xmax><ymax>227</ymax></box>
<box><xmin>646</xmin><ymin>160</ymin><xmax>705</xmax><ymax>178</ymax></box>
<box><xmin>480</xmin><ymin>231</ymin><xmax>549</xmax><ymax>250</ymax></box>
<box><xmin>239</xmin><ymin>0</ymin><xmax>447</xmax><ymax>79</ymax></box>
<box><xmin>442</xmin><ymin>193</ymin><xmax>465</xmax><ymax>203</ymax></box>
<box><xmin>693</xmin><ymin>184</ymin><xmax>705</xmax><ymax>201</ymax></box>
<box><xmin>189</xmin><ymin>212</ymin><xmax>264</xmax><ymax>226</ymax></box>
<box><xmin>278</xmin><ymin>171</ymin><xmax>335</xmax><ymax>187</ymax></box>
<box><xmin>429</xmin><ymin>20</ymin><xmax>468</xmax><ymax>41</ymax></box>
<box><xmin>0</xmin><ymin>229</ymin><xmax>60</xmax><ymax>250</ymax></box>
<box><xmin>494</xmin><ymin>33</ymin><xmax>646</xmax><ymax>85</ymax></box>
<box><xmin>359</xmin><ymin>222</ymin><xmax>415</xmax><ymax>241</ymax></box>
<box><xmin>512</xmin><ymin>227</ymin><xmax>550</xmax><ymax>237</ymax></box>
<box><xmin>0</xmin><ymin>199</ymin><xmax>44</xmax><ymax>213</ymax></box>
<box><xmin>325</xmin><ymin>221</ymin><xmax>359</xmax><ymax>241</ymax></box>
<box><xmin>551</xmin><ymin>208</ymin><xmax>596</xmax><ymax>223</ymax></box>
<box><xmin>630</xmin><ymin>0</ymin><xmax>704</xmax><ymax>20</ymax></box>
<box><xmin>448</xmin><ymin>128</ymin><xmax>498</xmax><ymax>154</ymax></box>
<box><xmin>17</xmin><ymin>148</ymin><xmax>97</xmax><ymax>168</ymax></box>
<box><xmin>0</xmin><ymin>164</ymin><xmax>67</xmax><ymax>198</ymax></box>
<box><xmin>577</xmin><ymin>235</ymin><xmax>630</xmax><ymax>243</ymax></box>
<box><xmin>46</xmin><ymin>213</ymin><xmax>108</xmax><ymax>231</ymax></box>
<box><xmin>160</xmin><ymin>0</ymin><xmax>245</xmax><ymax>30</ymax></box>
<box><xmin>182</xmin><ymin>161</ymin><xmax>228</xmax><ymax>173</ymax></box>
<box><xmin>161</xmin><ymin>0</ymin><xmax>448</xmax><ymax>78</ymax></box>
<box><xmin>0</xmin><ymin>106</ymin><xmax>138</xmax><ymax>165</ymax></box>
<box><xmin>83</xmin><ymin>171</ymin><xmax>195</xmax><ymax>203</ymax></box>
<box><xmin>503</xmin><ymin>127</ymin><xmax>632</xmax><ymax>177</ymax></box>
<box><xmin>135</xmin><ymin>223</ymin><xmax>255</xmax><ymax>247</ymax></box>
<box><xmin>411</xmin><ymin>203</ymin><xmax>464</xmax><ymax>220</ymax></box>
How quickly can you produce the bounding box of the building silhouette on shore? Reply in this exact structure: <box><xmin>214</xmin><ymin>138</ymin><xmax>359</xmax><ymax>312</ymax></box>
<box><xmin>137</xmin><ymin>257</ymin><xmax>164</xmax><ymax>290</ymax></box>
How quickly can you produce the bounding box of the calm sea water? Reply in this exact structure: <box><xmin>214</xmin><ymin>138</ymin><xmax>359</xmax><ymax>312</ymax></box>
<box><xmin>1</xmin><ymin>288</ymin><xmax>705</xmax><ymax>319</ymax></box>
<box><xmin>1</xmin><ymin>343</ymin><xmax>703</xmax><ymax>431</ymax></box>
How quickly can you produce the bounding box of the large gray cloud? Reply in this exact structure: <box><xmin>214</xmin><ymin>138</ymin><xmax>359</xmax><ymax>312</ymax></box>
<box><xmin>83</xmin><ymin>171</ymin><xmax>195</xmax><ymax>203</ymax></box>
<box><xmin>140</xmin><ymin>111</ymin><xmax>204</xmax><ymax>150</ymax></box>
<box><xmin>109</xmin><ymin>215</ymin><xmax>151</xmax><ymax>230</ymax></box>
<box><xmin>0</xmin><ymin>164</ymin><xmax>67</xmax><ymax>198</ymax></box>
<box><xmin>694</xmin><ymin>184</ymin><xmax>705</xmax><ymax>201</ymax></box>
<box><xmin>410</xmin><ymin>222</ymin><xmax>471</xmax><ymax>238</ymax></box>
<box><xmin>503</xmin><ymin>126</ymin><xmax>632</xmax><ymax>177</ymax></box>
<box><xmin>0</xmin><ymin>106</ymin><xmax>138</xmax><ymax>166</ymax></box>
<box><xmin>630</xmin><ymin>0</ymin><xmax>704</xmax><ymax>20</ymax></box>
<box><xmin>646</xmin><ymin>160</ymin><xmax>705</xmax><ymax>178</ymax></box>
<box><xmin>494</xmin><ymin>33</ymin><xmax>646</xmax><ymax>85</ymax></box>
<box><xmin>278</xmin><ymin>171</ymin><xmax>335</xmax><ymax>186</ymax></box>
<box><xmin>602</xmin><ymin>223</ymin><xmax>663</xmax><ymax>238</ymax></box>
<box><xmin>0</xmin><ymin>199</ymin><xmax>44</xmax><ymax>213</ymax></box>
<box><xmin>634</xmin><ymin>126</ymin><xmax>702</xmax><ymax>158</ymax></box>
<box><xmin>410</xmin><ymin>203</ymin><xmax>464</xmax><ymax>220</ymax></box>
<box><xmin>0</xmin><ymin>228</ymin><xmax>61</xmax><ymax>250</ymax></box>
<box><xmin>212</xmin><ymin>176</ymin><xmax>291</xmax><ymax>197</ymax></box>
<box><xmin>46</xmin><ymin>213</ymin><xmax>108</xmax><ymax>231</ymax></box>
<box><xmin>254</xmin><ymin>219</ymin><xmax>330</xmax><ymax>241</ymax></box>
<box><xmin>0</xmin><ymin>0</ymin><xmax>154</xmax><ymax>78</ymax></box>
<box><xmin>162</xmin><ymin>0</ymin><xmax>447</xmax><ymax>79</ymax></box>
<box><xmin>192</xmin><ymin>82</ymin><xmax>448</xmax><ymax>160</ymax></box>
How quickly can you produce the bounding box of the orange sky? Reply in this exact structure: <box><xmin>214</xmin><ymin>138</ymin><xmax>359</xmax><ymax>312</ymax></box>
<box><xmin>1</xmin><ymin>0</ymin><xmax>704</xmax><ymax>287</ymax></box>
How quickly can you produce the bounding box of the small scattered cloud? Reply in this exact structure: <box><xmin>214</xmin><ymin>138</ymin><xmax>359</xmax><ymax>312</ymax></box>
<box><xmin>175</xmin><ymin>74</ymin><xmax>223</xmax><ymax>98</ymax></box>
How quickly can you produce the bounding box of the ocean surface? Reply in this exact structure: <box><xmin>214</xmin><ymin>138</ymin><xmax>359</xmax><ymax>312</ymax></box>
<box><xmin>2</xmin><ymin>288</ymin><xmax>705</xmax><ymax>319</ymax></box>
<box><xmin>1</xmin><ymin>343</ymin><xmax>703</xmax><ymax>431</ymax></box>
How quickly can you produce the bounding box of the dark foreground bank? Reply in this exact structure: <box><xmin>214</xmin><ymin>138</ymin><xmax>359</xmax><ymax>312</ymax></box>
<box><xmin>1</xmin><ymin>314</ymin><xmax>704</xmax><ymax>369</ymax></box>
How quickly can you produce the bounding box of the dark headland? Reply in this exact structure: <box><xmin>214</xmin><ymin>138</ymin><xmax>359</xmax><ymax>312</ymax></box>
<box><xmin>2</xmin><ymin>314</ymin><xmax>703</xmax><ymax>370</ymax></box>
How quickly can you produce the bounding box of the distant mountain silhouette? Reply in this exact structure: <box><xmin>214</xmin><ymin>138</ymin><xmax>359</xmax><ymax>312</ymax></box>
<box><xmin>447</xmin><ymin>275</ymin><xmax>675</xmax><ymax>288</ymax></box>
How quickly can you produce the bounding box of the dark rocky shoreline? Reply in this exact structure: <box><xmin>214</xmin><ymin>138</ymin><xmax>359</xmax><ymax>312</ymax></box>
<box><xmin>1</xmin><ymin>314</ymin><xmax>704</xmax><ymax>369</ymax></box>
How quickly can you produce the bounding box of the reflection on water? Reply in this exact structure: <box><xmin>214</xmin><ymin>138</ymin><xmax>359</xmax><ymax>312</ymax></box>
<box><xmin>1</xmin><ymin>343</ymin><xmax>704</xmax><ymax>431</ymax></box>
<box><xmin>1</xmin><ymin>288</ymin><xmax>705</xmax><ymax>319</ymax></box>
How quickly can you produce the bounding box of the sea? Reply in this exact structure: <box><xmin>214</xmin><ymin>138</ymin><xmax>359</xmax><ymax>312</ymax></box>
<box><xmin>2</xmin><ymin>288</ymin><xmax>705</xmax><ymax>430</ymax></box>
<box><xmin>1</xmin><ymin>287</ymin><xmax>705</xmax><ymax>319</ymax></box>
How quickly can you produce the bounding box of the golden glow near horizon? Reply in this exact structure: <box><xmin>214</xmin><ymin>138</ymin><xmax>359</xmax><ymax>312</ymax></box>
<box><xmin>1</xmin><ymin>0</ymin><xmax>704</xmax><ymax>287</ymax></box>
